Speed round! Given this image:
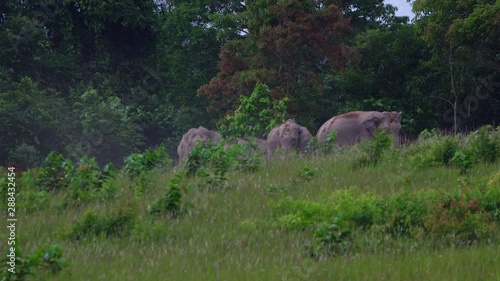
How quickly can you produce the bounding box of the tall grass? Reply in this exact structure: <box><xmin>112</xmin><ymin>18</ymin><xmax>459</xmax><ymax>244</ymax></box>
<box><xmin>11</xmin><ymin>132</ymin><xmax>500</xmax><ymax>281</ymax></box>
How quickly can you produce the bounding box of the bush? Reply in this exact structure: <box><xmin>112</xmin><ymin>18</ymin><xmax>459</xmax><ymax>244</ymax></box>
<box><xmin>225</xmin><ymin>142</ymin><xmax>263</xmax><ymax>172</ymax></box>
<box><xmin>148</xmin><ymin>173</ymin><xmax>185</xmax><ymax>218</ymax></box>
<box><xmin>124</xmin><ymin>146</ymin><xmax>171</xmax><ymax>177</ymax></box>
<box><xmin>7</xmin><ymin>143</ymin><xmax>41</xmax><ymax>170</ymax></box>
<box><xmin>60</xmin><ymin>156</ymin><xmax>116</xmax><ymax>206</ymax></box>
<box><xmin>354</xmin><ymin>130</ymin><xmax>392</xmax><ymax>167</ymax></box>
<box><xmin>36</xmin><ymin>152</ymin><xmax>74</xmax><ymax>191</ymax></box>
<box><xmin>0</xmin><ymin>244</ymin><xmax>67</xmax><ymax>281</ymax></box>
<box><xmin>220</xmin><ymin>82</ymin><xmax>288</xmax><ymax>139</ymax></box>
<box><xmin>185</xmin><ymin>142</ymin><xmax>231</xmax><ymax>190</ymax></box>
<box><xmin>467</xmin><ymin>125</ymin><xmax>499</xmax><ymax>163</ymax></box>
<box><xmin>306</xmin><ymin>218</ymin><xmax>353</xmax><ymax>258</ymax></box>
<box><xmin>64</xmin><ymin>207</ymin><xmax>136</xmax><ymax>240</ymax></box>
<box><xmin>423</xmin><ymin>197</ymin><xmax>495</xmax><ymax>247</ymax></box>
<box><xmin>407</xmin><ymin>134</ymin><xmax>461</xmax><ymax>168</ymax></box>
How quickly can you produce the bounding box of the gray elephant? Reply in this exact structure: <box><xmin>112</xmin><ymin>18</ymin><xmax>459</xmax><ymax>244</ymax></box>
<box><xmin>223</xmin><ymin>137</ymin><xmax>270</xmax><ymax>157</ymax></box>
<box><xmin>316</xmin><ymin>111</ymin><xmax>402</xmax><ymax>146</ymax></box>
<box><xmin>177</xmin><ymin>126</ymin><xmax>223</xmax><ymax>162</ymax></box>
<box><xmin>267</xmin><ymin>119</ymin><xmax>313</xmax><ymax>155</ymax></box>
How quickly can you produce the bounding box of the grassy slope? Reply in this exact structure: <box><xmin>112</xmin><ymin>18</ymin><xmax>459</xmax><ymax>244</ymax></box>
<box><xmin>19</xmin><ymin>151</ymin><xmax>499</xmax><ymax>281</ymax></box>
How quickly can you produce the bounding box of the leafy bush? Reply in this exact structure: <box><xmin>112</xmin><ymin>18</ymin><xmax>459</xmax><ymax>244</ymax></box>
<box><xmin>306</xmin><ymin>218</ymin><xmax>353</xmax><ymax>259</ymax></box>
<box><xmin>407</xmin><ymin>134</ymin><xmax>461</xmax><ymax>168</ymax></box>
<box><xmin>7</xmin><ymin>143</ymin><xmax>41</xmax><ymax>170</ymax></box>
<box><xmin>423</xmin><ymin>197</ymin><xmax>495</xmax><ymax>247</ymax></box>
<box><xmin>124</xmin><ymin>146</ymin><xmax>171</xmax><ymax>177</ymax></box>
<box><xmin>272</xmin><ymin>182</ymin><xmax>497</xmax><ymax>249</ymax></box>
<box><xmin>467</xmin><ymin>125</ymin><xmax>499</xmax><ymax>163</ymax></box>
<box><xmin>185</xmin><ymin>142</ymin><xmax>231</xmax><ymax>190</ymax></box>
<box><xmin>60</xmin><ymin>156</ymin><xmax>116</xmax><ymax>206</ymax></box>
<box><xmin>354</xmin><ymin>130</ymin><xmax>392</xmax><ymax>167</ymax></box>
<box><xmin>36</xmin><ymin>152</ymin><xmax>74</xmax><ymax>191</ymax></box>
<box><xmin>220</xmin><ymin>82</ymin><xmax>288</xmax><ymax>139</ymax></box>
<box><xmin>64</xmin><ymin>207</ymin><xmax>136</xmax><ymax>240</ymax></box>
<box><xmin>451</xmin><ymin>150</ymin><xmax>474</xmax><ymax>175</ymax></box>
<box><xmin>225</xmin><ymin>141</ymin><xmax>263</xmax><ymax>172</ymax></box>
<box><xmin>148</xmin><ymin>173</ymin><xmax>185</xmax><ymax>218</ymax></box>
<box><xmin>0</xmin><ymin>244</ymin><xmax>67</xmax><ymax>281</ymax></box>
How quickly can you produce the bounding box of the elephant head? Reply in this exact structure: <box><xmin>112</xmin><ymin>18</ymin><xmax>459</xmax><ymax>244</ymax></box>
<box><xmin>177</xmin><ymin>126</ymin><xmax>223</xmax><ymax>162</ymax></box>
<box><xmin>364</xmin><ymin>111</ymin><xmax>402</xmax><ymax>144</ymax></box>
<box><xmin>268</xmin><ymin>119</ymin><xmax>312</xmax><ymax>155</ymax></box>
<box><xmin>317</xmin><ymin>111</ymin><xmax>402</xmax><ymax>146</ymax></box>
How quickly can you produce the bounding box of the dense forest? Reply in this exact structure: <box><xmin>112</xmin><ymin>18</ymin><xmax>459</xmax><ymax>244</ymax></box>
<box><xmin>1</xmin><ymin>0</ymin><xmax>499</xmax><ymax>166</ymax></box>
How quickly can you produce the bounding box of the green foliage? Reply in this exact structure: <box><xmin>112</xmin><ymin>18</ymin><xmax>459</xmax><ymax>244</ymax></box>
<box><xmin>148</xmin><ymin>173</ymin><xmax>185</xmax><ymax>218</ymax></box>
<box><xmin>467</xmin><ymin>125</ymin><xmax>499</xmax><ymax>163</ymax></box>
<box><xmin>354</xmin><ymin>130</ymin><xmax>392</xmax><ymax>167</ymax></box>
<box><xmin>36</xmin><ymin>152</ymin><xmax>74</xmax><ymax>191</ymax></box>
<box><xmin>124</xmin><ymin>146</ymin><xmax>171</xmax><ymax>177</ymax></box>
<box><xmin>184</xmin><ymin>141</ymin><xmax>262</xmax><ymax>190</ymax></box>
<box><xmin>224</xmin><ymin>142</ymin><xmax>263</xmax><ymax>172</ymax></box>
<box><xmin>64</xmin><ymin>208</ymin><xmax>137</xmax><ymax>241</ymax></box>
<box><xmin>29</xmin><ymin>245</ymin><xmax>68</xmax><ymax>274</ymax></box>
<box><xmin>424</xmin><ymin>198</ymin><xmax>495</xmax><ymax>247</ymax></box>
<box><xmin>62</xmin><ymin>157</ymin><xmax>116</xmax><ymax>206</ymax></box>
<box><xmin>220</xmin><ymin>82</ymin><xmax>288</xmax><ymax>139</ymax></box>
<box><xmin>271</xmin><ymin>184</ymin><xmax>496</xmax><ymax>246</ymax></box>
<box><xmin>297</xmin><ymin>167</ymin><xmax>317</xmax><ymax>182</ymax></box>
<box><xmin>451</xmin><ymin>150</ymin><xmax>473</xmax><ymax>175</ymax></box>
<box><xmin>0</xmin><ymin>245</ymin><xmax>67</xmax><ymax>281</ymax></box>
<box><xmin>307</xmin><ymin>218</ymin><xmax>353</xmax><ymax>259</ymax></box>
<box><xmin>407</xmin><ymin>134</ymin><xmax>460</xmax><ymax>168</ymax></box>
<box><xmin>74</xmin><ymin>88</ymin><xmax>144</xmax><ymax>164</ymax></box>
<box><xmin>7</xmin><ymin>143</ymin><xmax>40</xmax><ymax>169</ymax></box>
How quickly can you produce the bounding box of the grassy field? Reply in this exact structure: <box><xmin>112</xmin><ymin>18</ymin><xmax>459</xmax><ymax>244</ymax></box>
<box><xmin>9</xmin><ymin>141</ymin><xmax>500</xmax><ymax>280</ymax></box>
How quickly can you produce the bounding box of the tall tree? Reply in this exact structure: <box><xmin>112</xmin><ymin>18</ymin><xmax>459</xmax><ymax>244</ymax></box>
<box><xmin>198</xmin><ymin>0</ymin><xmax>353</xmax><ymax>127</ymax></box>
<box><xmin>413</xmin><ymin>0</ymin><xmax>500</xmax><ymax>132</ymax></box>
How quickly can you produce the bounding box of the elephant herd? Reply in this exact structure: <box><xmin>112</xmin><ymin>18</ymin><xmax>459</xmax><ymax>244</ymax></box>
<box><xmin>177</xmin><ymin>111</ymin><xmax>402</xmax><ymax>162</ymax></box>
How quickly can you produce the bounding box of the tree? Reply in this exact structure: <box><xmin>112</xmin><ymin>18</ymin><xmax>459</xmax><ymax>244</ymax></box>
<box><xmin>198</xmin><ymin>0</ymin><xmax>353</xmax><ymax>128</ymax></box>
<box><xmin>413</xmin><ymin>0</ymin><xmax>500</xmax><ymax>132</ymax></box>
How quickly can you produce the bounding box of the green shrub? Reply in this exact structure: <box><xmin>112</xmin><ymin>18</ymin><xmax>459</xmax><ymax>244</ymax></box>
<box><xmin>272</xmin><ymin>199</ymin><xmax>333</xmax><ymax>231</ymax></box>
<box><xmin>124</xmin><ymin>146</ymin><xmax>171</xmax><ymax>177</ymax></box>
<box><xmin>225</xmin><ymin>142</ymin><xmax>263</xmax><ymax>172</ymax></box>
<box><xmin>7</xmin><ymin>143</ymin><xmax>41</xmax><ymax>170</ymax></box>
<box><xmin>220</xmin><ymin>82</ymin><xmax>288</xmax><ymax>139</ymax></box>
<box><xmin>185</xmin><ymin>142</ymin><xmax>231</xmax><ymax>190</ymax></box>
<box><xmin>306</xmin><ymin>218</ymin><xmax>353</xmax><ymax>258</ymax></box>
<box><xmin>386</xmin><ymin>191</ymin><xmax>434</xmax><ymax>237</ymax></box>
<box><xmin>297</xmin><ymin>167</ymin><xmax>317</xmax><ymax>182</ymax></box>
<box><xmin>432</xmin><ymin>136</ymin><xmax>459</xmax><ymax>165</ymax></box>
<box><xmin>0</xmin><ymin>244</ymin><xmax>67</xmax><ymax>280</ymax></box>
<box><xmin>451</xmin><ymin>150</ymin><xmax>474</xmax><ymax>175</ymax></box>
<box><xmin>64</xmin><ymin>207</ymin><xmax>136</xmax><ymax>240</ymax></box>
<box><xmin>61</xmin><ymin>157</ymin><xmax>116</xmax><ymax>206</ymax></box>
<box><xmin>407</xmin><ymin>134</ymin><xmax>461</xmax><ymax>168</ymax></box>
<box><xmin>37</xmin><ymin>152</ymin><xmax>74</xmax><ymax>191</ymax></box>
<box><xmin>423</xmin><ymin>197</ymin><xmax>495</xmax><ymax>246</ymax></box>
<box><xmin>148</xmin><ymin>173</ymin><xmax>185</xmax><ymax>218</ymax></box>
<box><xmin>467</xmin><ymin>125</ymin><xmax>499</xmax><ymax>163</ymax></box>
<box><xmin>354</xmin><ymin>130</ymin><xmax>392</xmax><ymax>167</ymax></box>
<box><xmin>29</xmin><ymin>245</ymin><xmax>68</xmax><ymax>274</ymax></box>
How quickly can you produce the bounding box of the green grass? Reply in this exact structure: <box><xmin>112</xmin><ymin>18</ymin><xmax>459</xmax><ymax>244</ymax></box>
<box><xmin>13</xmin><ymin>147</ymin><xmax>500</xmax><ymax>280</ymax></box>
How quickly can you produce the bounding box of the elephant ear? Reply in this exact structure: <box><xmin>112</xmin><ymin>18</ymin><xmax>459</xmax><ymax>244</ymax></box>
<box><xmin>363</xmin><ymin>112</ymin><xmax>384</xmax><ymax>136</ymax></box>
<box><xmin>298</xmin><ymin>126</ymin><xmax>312</xmax><ymax>151</ymax></box>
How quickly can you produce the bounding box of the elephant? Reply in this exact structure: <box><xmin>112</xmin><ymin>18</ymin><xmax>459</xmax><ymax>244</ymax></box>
<box><xmin>177</xmin><ymin>126</ymin><xmax>223</xmax><ymax>162</ymax></box>
<box><xmin>223</xmin><ymin>137</ymin><xmax>270</xmax><ymax>157</ymax></box>
<box><xmin>316</xmin><ymin>111</ymin><xmax>402</xmax><ymax>146</ymax></box>
<box><xmin>267</xmin><ymin>119</ymin><xmax>313</xmax><ymax>155</ymax></box>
